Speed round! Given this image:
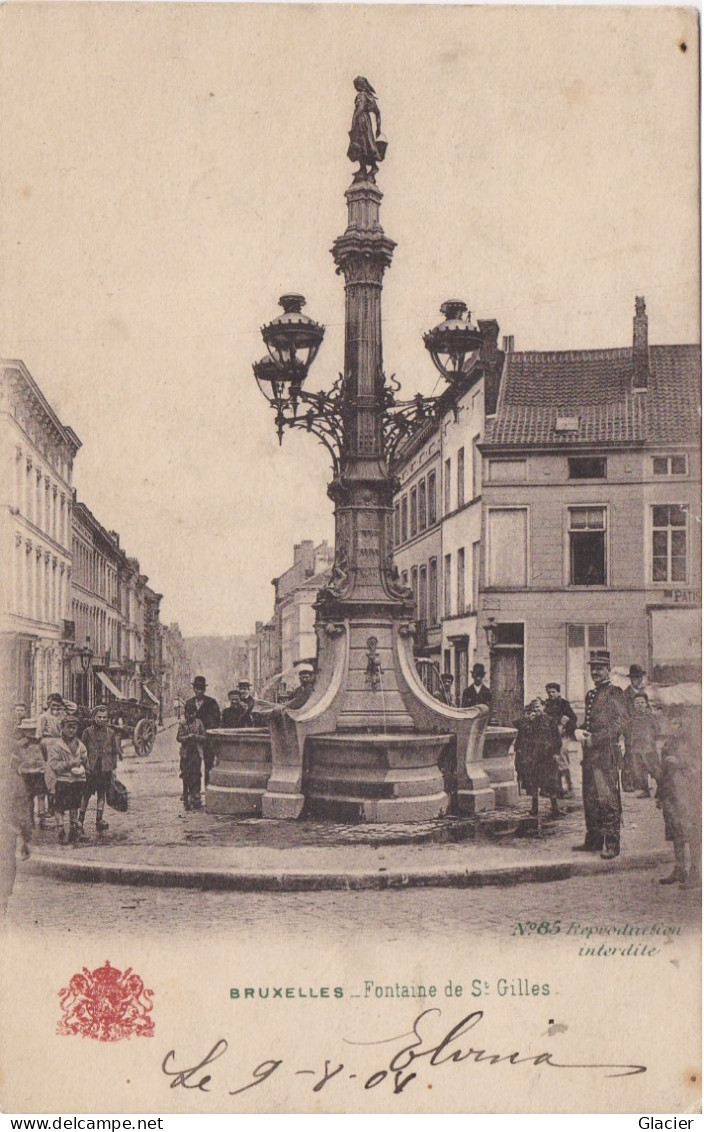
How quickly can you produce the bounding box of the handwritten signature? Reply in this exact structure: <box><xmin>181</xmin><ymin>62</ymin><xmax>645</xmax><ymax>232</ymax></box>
<box><xmin>161</xmin><ymin>1007</ymin><xmax>646</xmax><ymax>1098</ymax></box>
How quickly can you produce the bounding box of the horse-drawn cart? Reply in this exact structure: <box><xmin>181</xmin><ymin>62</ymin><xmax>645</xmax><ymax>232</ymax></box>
<box><xmin>108</xmin><ymin>698</ymin><xmax>158</xmax><ymax>756</ymax></box>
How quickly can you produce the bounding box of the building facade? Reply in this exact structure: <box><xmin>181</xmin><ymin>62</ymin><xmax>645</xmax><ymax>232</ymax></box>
<box><xmin>392</xmin><ymin>321</ymin><xmax>505</xmax><ymax>701</ymax></box>
<box><xmin>478</xmin><ymin>298</ymin><xmax>701</xmax><ymax>723</ymax></box>
<box><xmin>1</xmin><ymin>359</ymin><xmax>81</xmax><ymax>715</ymax></box>
<box><xmin>161</xmin><ymin>622</ymin><xmax>192</xmax><ymax>712</ymax></box>
<box><xmin>70</xmin><ymin>505</ymin><xmax>164</xmax><ymax>711</ymax></box>
<box><xmin>275</xmin><ymin>539</ymin><xmax>335</xmax><ymax>683</ymax></box>
<box><xmin>70</xmin><ymin>501</ymin><xmax>124</xmax><ymax>708</ymax></box>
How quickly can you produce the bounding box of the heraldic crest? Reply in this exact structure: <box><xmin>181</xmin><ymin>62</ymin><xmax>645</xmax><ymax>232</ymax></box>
<box><xmin>57</xmin><ymin>960</ymin><xmax>155</xmax><ymax>1042</ymax></box>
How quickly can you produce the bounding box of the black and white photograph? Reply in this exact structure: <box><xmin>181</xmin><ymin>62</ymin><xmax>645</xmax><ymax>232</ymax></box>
<box><xmin>0</xmin><ymin>3</ymin><xmax>700</xmax><ymax>1116</ymax></box>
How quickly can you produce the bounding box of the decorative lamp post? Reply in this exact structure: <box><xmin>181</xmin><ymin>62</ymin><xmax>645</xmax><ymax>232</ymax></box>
<box><xmin>209</xmin><ymin>78</ymin><xmax>505</xmax><ymax>822</ymax></box>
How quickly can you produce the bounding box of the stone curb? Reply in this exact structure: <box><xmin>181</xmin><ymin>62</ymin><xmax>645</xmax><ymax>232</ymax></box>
<box><xmin>23</xmin><ymin>846</ymin><xmax>670</xmax><ymax>892</ymax></box>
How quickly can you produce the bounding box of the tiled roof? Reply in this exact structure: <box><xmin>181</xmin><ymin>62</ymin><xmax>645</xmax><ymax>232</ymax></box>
<box><xmin>485</xmin><ymin>344</ymin><xmax>700</xmax><ymax>447</ymax></box>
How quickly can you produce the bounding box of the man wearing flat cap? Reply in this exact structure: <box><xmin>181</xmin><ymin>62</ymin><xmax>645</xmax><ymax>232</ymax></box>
<box><xmin>286</xmin><ymin>663</ymin><xmax>317</xmax><ymax>712</ymax></box>
<box><xmin>573</xmin><ymin>650</ymin><xmax>627</xmax><ymax>859</ymax></box>
<box><xmin>185</xmin><ymin>676</ymin><xmax>221</xmax><ymax>786</ymax></box>
<box><xmin>267</xmin><ymin>662</ymin><xmax>317</xmax><ymax>776</ymax></box>
<box><xmin>222</xmin><ymin>690</ymin><xmax>247</xmax><ymax>729</ymax></box>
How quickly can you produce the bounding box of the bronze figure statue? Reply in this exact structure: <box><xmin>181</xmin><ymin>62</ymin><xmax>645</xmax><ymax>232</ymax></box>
<box><xmin>347</xmin><ymin>76</ymin><xmax>387</xmax><ymax>182</ymax></box>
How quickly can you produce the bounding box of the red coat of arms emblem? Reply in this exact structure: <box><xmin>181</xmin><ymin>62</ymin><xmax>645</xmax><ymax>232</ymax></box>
<box><xmin>57</xmin><ymin>960</ymin><xmax>155</xmax><ymax>1042</ymax></box>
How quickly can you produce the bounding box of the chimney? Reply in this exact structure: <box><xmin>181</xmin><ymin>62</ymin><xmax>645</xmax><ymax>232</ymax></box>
<box><xmin>632</xmin><ymin>296</ymin><xmax>649</xmax><ymax>389</ymax></box>
<box><xmin>502</xmin><ymin>335</ymin><xmax>514</xmax><ymax>353</ymax></box>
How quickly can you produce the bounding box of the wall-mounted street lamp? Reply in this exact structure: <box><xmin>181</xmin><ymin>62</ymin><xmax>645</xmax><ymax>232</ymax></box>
<box><xmin>483</xmin><ymin>617</ymin><xmax>497</xmax><ymax>650</ymax></box>
<box><xmin>78</xmin><ymin>635</ymin><xmax>93</xmax><ymax>673</ymax></box>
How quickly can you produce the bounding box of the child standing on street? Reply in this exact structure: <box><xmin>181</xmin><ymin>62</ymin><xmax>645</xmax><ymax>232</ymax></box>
<box><xmin>653</xmin><ymin>705</ymin><xmax>701</xmax><ymax>888</ymax></box>
<box><xmin>624</xmin><ymin>691</ymin><xmax>658</xmax><ymax>799</ymax></box>
<box><xmin>42</xmin><ymin>715</ymin><xmax>88</xmax><ymax>844</ymax></box>
<box><xmin>177</xmin><ymin>703</ymin><xmax>206</xmax><ymax>810</ymax></box>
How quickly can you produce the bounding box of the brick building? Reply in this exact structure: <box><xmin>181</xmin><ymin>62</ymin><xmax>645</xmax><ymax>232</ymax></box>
<box><xmin>478</xmin><ymin>298</ymin><xmax>701</xmax><ymax>723</ymax></box>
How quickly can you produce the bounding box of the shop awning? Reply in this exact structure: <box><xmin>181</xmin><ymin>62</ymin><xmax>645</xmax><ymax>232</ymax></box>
<box><xmin>142</xmin><ymin>684</ymin><xmax>160</xmax><ymax>705</ymax></box>
<box><xmin>96</xmin><ymin>670</ymin><xmax>125</xmax><ymax>700</ymax></box>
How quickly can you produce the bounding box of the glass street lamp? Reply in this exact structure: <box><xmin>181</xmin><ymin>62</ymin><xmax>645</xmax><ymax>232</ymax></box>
<box><xmin>423</xmin><ymin>300</ymin><xmax>484</xmax><ymax>382</ymax></box>
<box><xmin>261</xmin><ymin>294</ymin><xmax>325</xmax><ymax>375</ymax></box>
<box><xmin>78</xmin><ymin>636</ymin><xmax>93</xmax><ymax>673</ymax></box>
<box><xmin>483</xmin><ymin>617</ymin><xmax>497</xmax><ymax>650</ymax></box>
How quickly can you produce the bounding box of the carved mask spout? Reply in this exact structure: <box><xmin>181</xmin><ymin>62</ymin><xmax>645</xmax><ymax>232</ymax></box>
<box><xmin>365</xmin><ymin>635</ymin><xmax>383</xmax><ymax>692</ymax></box>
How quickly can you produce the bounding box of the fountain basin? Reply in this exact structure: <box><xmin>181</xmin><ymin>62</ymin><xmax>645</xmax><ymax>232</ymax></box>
<box><xmin>304</xmin><ymin>732</ymin><xmax>452</xmax><ymax>822</ymax></box>
<box><xmin>207</xmin><ymin>728</ymin><xmax>272</xmax><ymax>816</ymax></box>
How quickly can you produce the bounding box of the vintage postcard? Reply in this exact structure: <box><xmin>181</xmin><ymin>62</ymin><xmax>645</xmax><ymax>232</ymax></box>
<box><xmin>0</xmin><ymin>3</ymin><xmax>700</xmax><ymax>1117</ymax></box>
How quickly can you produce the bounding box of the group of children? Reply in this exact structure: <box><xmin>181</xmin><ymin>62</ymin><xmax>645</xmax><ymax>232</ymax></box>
<box><xmin>7</xmin><ymin>697</ymin><xmax>122</xmax><ymax>851</ymax></box>
<box><xmin>513</xmin><ymin>688</ymin><xmax>701</xmax><ymax>888</ymax></box>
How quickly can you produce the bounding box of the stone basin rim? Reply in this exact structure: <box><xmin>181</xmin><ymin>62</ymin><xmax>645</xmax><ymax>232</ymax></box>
<box><xmin>308</xmin><ymin>732</ymin><xmax>453</xmax><ymax>745</ymax></box>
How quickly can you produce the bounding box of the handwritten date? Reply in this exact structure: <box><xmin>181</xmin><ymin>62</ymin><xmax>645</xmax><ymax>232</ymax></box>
<box><xmin>161</xmin><ymin>1008</ymin><xmax>646</xmax><ymax>1099</ymax></box>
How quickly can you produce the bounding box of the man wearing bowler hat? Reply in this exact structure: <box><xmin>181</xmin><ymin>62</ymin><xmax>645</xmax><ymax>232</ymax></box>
<box><xmin>573</xmin><ymin>649</ymin><xmax>627</xmax><ymax>859</ymax></box>
<box><xmin>461</xmin><ymin>663</ymin><xmax>492</xmax><ymax>711</ymax></box>
<box><xmin>185</xmin><ymin>676</ymin><xmax>221</xmax><ymax>786</ymax></box>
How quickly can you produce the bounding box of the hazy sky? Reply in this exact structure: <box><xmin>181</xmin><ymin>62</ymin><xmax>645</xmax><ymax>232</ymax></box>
<box><xmin>1</xmin><ymin>4</ymin><xmax>698</xmax><ymax>636</ymax></box>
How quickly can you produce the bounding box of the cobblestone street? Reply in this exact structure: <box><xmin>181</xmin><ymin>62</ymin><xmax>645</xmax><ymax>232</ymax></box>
<box><xmin>6</xmin><ymin>856</ymin><xmax>701</xmax><ymax>939</ymax></box>
<box><xmin>5</xmin><ymin>724</ymin><xmax>700</xmax><ymax>938</ymax></box>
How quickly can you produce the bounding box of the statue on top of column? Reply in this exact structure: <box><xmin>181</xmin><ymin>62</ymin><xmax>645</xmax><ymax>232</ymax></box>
<box><xmin>347</xmin><ymin>77</ymin><xmax>387</xmax><ymax>183</ymax></box>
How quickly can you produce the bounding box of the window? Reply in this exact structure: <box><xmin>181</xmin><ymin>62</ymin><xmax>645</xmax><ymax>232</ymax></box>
<box><xmin>472</xmin><ymin>435</ymin><xmax>482</xmax><ymax>499</ymax></box>
<box><xmin>569</xmin><ymin>507</ymin><xmax>606</xmax><ymax>586</ymax></box>
<box><xmin>568</xmin><ymin>457</ymin><xmax>607</xmax><ymax>479</ymax></box>
<box><xmin>444</xmin><ymin>554</ymin><xmax>452</xmax><ymax>617</ymax></box>
<box><xmin>410</xmin><ymin>567</ymin><xmax>419</xmax><ymax>617</ymax></box>
<box><xmin>487</xmin><ymin>508</ymin><xmax>528</xmax><ymax>587</ymax></box>
<box><xmin>428</xmin><ymin>558</ymin><xmax>438</xmax><ymax>624</ymax></box>
<box><xmin>653</xmin><ymin>455</ymin><xmax>688</xmax><ymax>476</ymax></box>
<box><xmin>457</xmin><ymin>448</ymin><xmax>465</xmax><ymax>508</ymax></box>
<box><xmin>444</xmin><ymin>458</ymin><xmax>452</xmax><ymax>514</ymax></box>
<box><xmin>401</xmin><ymin>496</ymin><xmax>408</xmax><ymax>543</ymax></box>
<box><xmin>428</xmin><ymin>472</ymin><xmax>437</xmax><ymax>525</ymax></box>
<box><xmin>418</xmin><ymin>479</ymin><xmax>427</xmax><ymax>531</ymax></box>
<box><xmin>472</xmin><ymin>540</ymin><xmax>480</xmax><ymax>610</ymax></box>
<box><xmin>393</xmin><ymin>503</ymin><xmax>400</xmax><ymax>547</ymax></box>
<box><xmin>488</xmin><ymin>459</ymin><xmax>527</xmax><ymax>483</ymax></box>
<box><xmin>652</xmin><ymin>505</ymin><xmax>688</xmax><ymax>582</ymax></box>
<box><xmin>410</xmin><ymin>488</ymin><xmax>418</xmax><ymax>538</ymax></box>
<box><xmin>457</xmin><ymin>547</ymin><xmax>466</xmax><ymax>614</ymax></box>
<box><xmin>419</xmin><ymin>566</ymin><xmax>428</xmax><ymax>622</ymax></box>
<box><xmin>401</xmin><ymin>570</ymin><xmax>409</xmax><ymax>588</ymax></box>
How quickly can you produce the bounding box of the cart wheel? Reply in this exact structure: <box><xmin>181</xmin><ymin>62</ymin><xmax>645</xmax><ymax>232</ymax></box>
<box><xmin>133</xmin><ymin>718</ymin><xmax>157</xmax><ymax>757</ymax></box>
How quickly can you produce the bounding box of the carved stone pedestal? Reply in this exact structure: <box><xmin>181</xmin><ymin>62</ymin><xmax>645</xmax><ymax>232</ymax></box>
<box><xmin>206</xmin><ymin>729</ymin><xmax>271</xmax><ymax>816</ymax></box>
<box><xmin>481</xmin><ymin>725</ymin><xmax>519</xmax><ymax>806</ymax></box>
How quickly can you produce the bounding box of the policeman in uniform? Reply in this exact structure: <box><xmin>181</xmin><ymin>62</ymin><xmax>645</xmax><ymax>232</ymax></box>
<box><xmin>573</xmin><ymin>649</ymin><xmax>627</xmax><ymax>859</ymax></box>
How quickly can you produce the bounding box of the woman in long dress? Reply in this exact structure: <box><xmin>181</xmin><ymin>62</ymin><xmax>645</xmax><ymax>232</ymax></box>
<box><xmin>347</xmin><ymin>77</ymin><xmax>385</xmax><ymax>181</ymax></box>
